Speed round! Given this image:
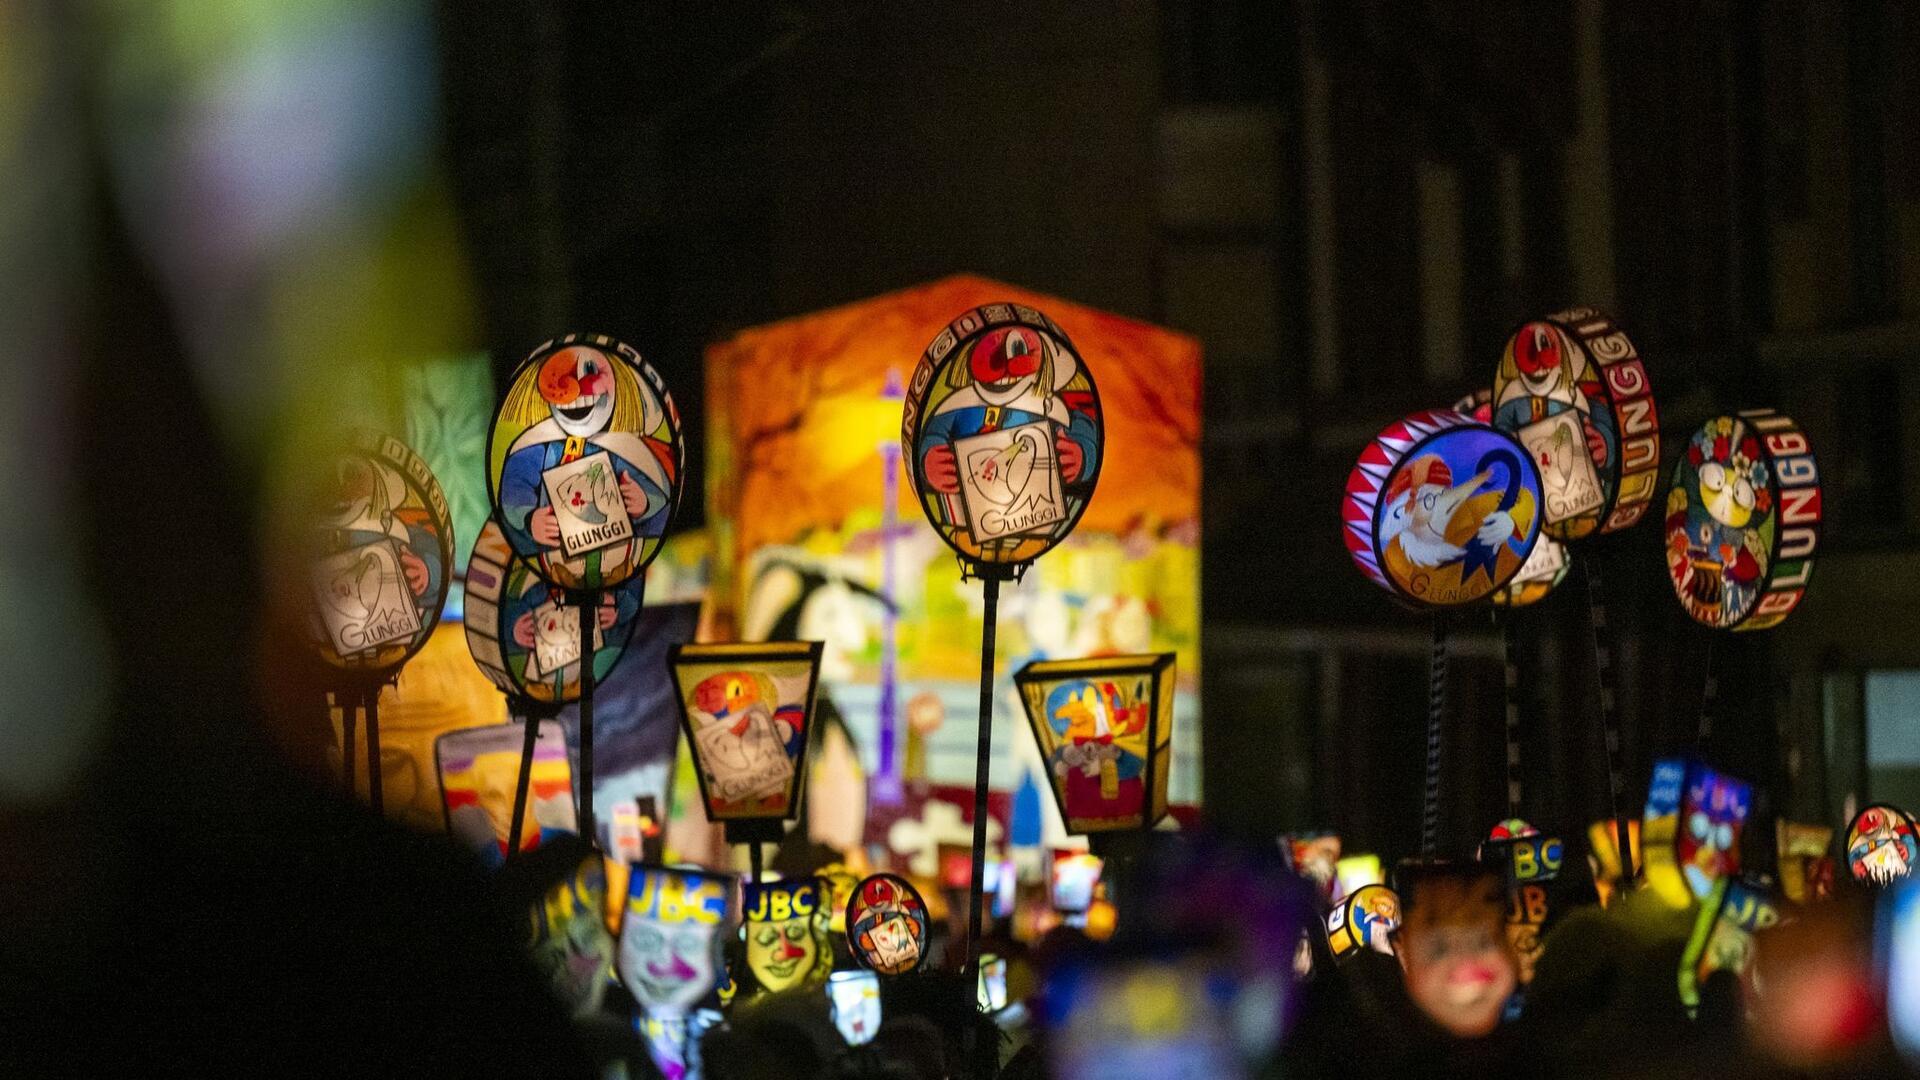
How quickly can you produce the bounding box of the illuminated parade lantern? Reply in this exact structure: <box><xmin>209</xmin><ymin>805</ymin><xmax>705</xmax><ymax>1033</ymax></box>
<box><xmin>667</xmin><ymin>641</ymin><xmax>824</xmax><ymax>846</ymax></box>
<box><xmin>1490</xmin><ymin>307</ymin><xmax>1660</xmax><ymax>541</ymax></box>
<box><xmin>1664</xmin><ymin>410</ymin><xmax>1820</xmax><ymax>632</ymax></box>
<box><xmin>1014</xmin><ymin>653</ymin><xmax>1175</xmax><ymax>835</ymax></box>
<box><xmin>1344</xmin><ymin>409</ymin><xmax>1544</xmax><ymax>607</ymax></box>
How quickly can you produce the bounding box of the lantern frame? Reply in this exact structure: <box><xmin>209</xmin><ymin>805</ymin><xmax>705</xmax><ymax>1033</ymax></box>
<box><xmin>667</xmin><ymin>640</ymin><xmax>824</xmax><ymax>844</ymax></box>
<box><xmin>1014</xmin><ymin>652</ymin><xmax>1175</xmax><ymax>836</ymax></box>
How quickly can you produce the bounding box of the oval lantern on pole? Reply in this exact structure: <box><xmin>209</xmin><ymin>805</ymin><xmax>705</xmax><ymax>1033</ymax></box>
<box><xmin>305</xmin><ymin>428</ymin><xmax>454</xmax><ymax>676</ymax></box>
<box><xmin>486</xmin><ymin>333</ymin><xmax>684</xmax><ymax>592</ymax></box>
<box><xmin>1663</xmin><ymin>410</ymin><xmax>1820</xmax><ymax>632</ymax></box>
<box><xmin>1491</xmin><ymin>307</ymin><xmax>1660</xmax><ymax>541</ymax></box>
<box><xmin>901</xmin><ymin>303</ymin><xmax>1103</xmax><ymax>576</ymax></box>
<box><xmin>1343</xmin><ymin>409</ymin><xmax>1545</xmax><ymax>607</ymax></box>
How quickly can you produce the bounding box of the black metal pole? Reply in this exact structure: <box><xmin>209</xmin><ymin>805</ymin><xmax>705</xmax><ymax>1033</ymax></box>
<box><xmin>1501</xmin><ymin>612</ymin><xmax>1524</xmax><ymax>823</ymax></box>
<box><xmin>339</xmin><ymin>691</ymin><xmax>359</xmax><ymax>801</ymax></box>
<box><xmin>507</xmin><ymin>705</ymin><xmax>541</xmax><ymax>859</ymax></box>
<box><xmin>1423</xmin><ymin>611</ymin><xmax>1449</xmax><ymax>857</ymax></box>
<box><xmin>749</xmin><ymin>842</ymin><xmax>764</xmax><ymax>886</ymax></box>
<box><xmin>1696</xmin><ymin>634</ymin><xmax>1719</xmax><ymax>751</ymax></box>
<box><xmin>577</xmin><ymin>590</ymin><xmax>598</xmax><ymax>844</ymax></box>
<box><xmin>1583</xmin><ymin>555</ymin><xmax>1633</xmax><ymax>886</ymax></box>
<box><xmin>965</xmin><ymin>574</ymin><xmax>1002</xmax><ymax>977</ymax></box>
<box><xmin>364</xmin><ymin>684</ymin><xmax>384</xmax><ymax>817</ymax></box>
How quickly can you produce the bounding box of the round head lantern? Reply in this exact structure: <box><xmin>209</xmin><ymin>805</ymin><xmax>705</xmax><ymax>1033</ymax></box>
<box><xmin>487</xmin><ymin>334</ymin><xmax>683</xmax><ymax>592</ymax></box>
<box><xmin>1847</xmin><ymin>804</ymin><xmax>1920</xmax><ymax>887</ymax></box>
<box><xmin>846</xmin><ymin>873</ymin><xmax>930</xmax><ymax>976</ymax></box>
<box><xmin>1344</xmin><ymin>410</ymin><xmax>1544</xmax><ymax>607</ymax></box>
<box><xmin>901</xmin><ymin>304</ymin><xmax>1103</xmax><ymax>573</ymax></box>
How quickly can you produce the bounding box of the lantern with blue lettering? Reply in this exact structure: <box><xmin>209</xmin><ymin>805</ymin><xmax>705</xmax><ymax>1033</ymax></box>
<box><xmin>1642</xmin><ymin>758</ymin><xmax>1752</xmax><ymax>909</ymax></box>
<box><xmin>1665</xmin><ymin>411</ymin><xmax>1820</xmax><ymax>631</ymax></box>
<box><xmin>668</xmin><ymin>641</ymin><xmax>824</xmax><ymax>852</ymax></box>
<box><xmin>1491</xmin><ymin>307</ymin><xmax>1661</xmax><ymax>540</ymax></box>
<box><xmin>1678</xmin><ymin>875</ymin><xmax>1780</xmax><ymax>1015</ymax></box>
<box><xmin>618</xmin><ymin>865</ymin><xmax>736</xmax><ymax>1015</ymax></box>
<box><xmin>743</xmin><ymin>877</ymin><xmax>831</xmax><ymax>994</ymax></box>
<box><xmin>1015</xmin><ymin>653</ymin><xmax>1175</xmax><ymax>836</ymax></box>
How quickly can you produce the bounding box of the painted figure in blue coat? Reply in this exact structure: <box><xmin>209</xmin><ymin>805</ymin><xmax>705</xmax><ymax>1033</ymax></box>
<box><xmin>497</xmin><ymin>344</ymin><xmax>674</xmax><ymax>586</ymax></box>
<box><xmin>915</xmin><ymin>325</ymin><xmax>1099</xmax><ymax>532</ymax></box>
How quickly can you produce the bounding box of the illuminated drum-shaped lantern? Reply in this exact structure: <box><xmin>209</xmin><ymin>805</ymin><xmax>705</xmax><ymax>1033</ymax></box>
<box><xmin>486</xmin><ymin>333</ymin><xmax>684</xmax><ymax>591</ymax></box>
<box><xmin>1491</xmin><ymin>307</ymin><xmax>1660</xmax><ymax>540</ymax></box>
<box><xmin>464</xmin><ymin>520</ymin><xmax>646</xmax><ymax>703</ymax></box>
<box><xmin>1665</xmin><ymin>410</ymin><xmax>1820</xmax><ymax>632</ymax></box>
<box><xmin>304</xmin><ymin>429</ymin><xmax>454</xmax><ymax>675</ymax></box>
<box><xmin>1847</xmin><ymin>803</ymin><xmax>1920</xmax><ymax>887</ymax></box>
<box><xmin>1456</xmin><ymin>390</ymin><xmax>1571</xmax><ymax>608</ymax></box>
<box><xmin>1343</xmin><ymin>410</ymin><xmax>1544</xmax><ymax>607</ymax></box>
<box><xmin>901</xmin><ymin>303</ymin><xmax>1103</xmax><ymax>574</ymax></box>
<box><xmin>1326</xmin><ymin>884</ymin><xmax>1400</xmax><ymax>960</ymax></box>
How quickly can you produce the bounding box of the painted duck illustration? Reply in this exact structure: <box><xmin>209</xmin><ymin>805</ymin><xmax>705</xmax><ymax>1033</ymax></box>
<box><xmin>322</xmin><ymin>550</ymin><xmax>383</xmax><ymax>623</ymax></box>
<box><xmin>1381</xmin><ymin>449</ymin><xmax>1525</xmax><ymax>582</ymax></box>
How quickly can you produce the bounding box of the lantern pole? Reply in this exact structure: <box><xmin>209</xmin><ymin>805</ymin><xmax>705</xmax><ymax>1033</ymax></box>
<box><xmin>1583</xmin><ymin>554</ymin><xmax>1634</xmax><ymax>888</ymax></box>
<box><xmin>1423</xmin><ymin>611</ymin><xmax>1449</xmax><ymax>858</ymax></box>
<box><xmin>505</xmin><ymin>697</ymin><xmax>562</xmax><ymax>858</ymax></box>
<box><xmin>1498</xmin><ymin>610</ymin><xmax>1523</xmax><ymax>823</ymax></box>
<box><xmin>363</xmin><ymin>681</ymin><xmax>384</xmax><ymax>817</ymax></box>
<box><xmin>338</xmin><ymin>690</ymin><xmax>359</xmax><ymax>801</ymax></box>
<box><xmin>964</xmin><ymin>566</ymin><xmax>1013</xmax><ymax>981</ymax></box>
<box><xmin>1695</xmin><ymin>633</ymin><xmax>1718</xmax><ymax>752</ymax></box>
<box><xmin>574</xmin><ymin>588</ymin><xmax>600</xmax><ymax>844</ymax></box>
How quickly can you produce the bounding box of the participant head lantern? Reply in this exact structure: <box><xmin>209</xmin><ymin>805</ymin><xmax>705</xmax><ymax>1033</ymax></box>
<box><xmin>1665</xmin><ymin>410</ymin><xmax>1820</xmax><ymax>631</ymax></box>
<box><xmin>304</xmin><ymin>429</ymin><xmax>453</xmax><ymax>675</ymax></box>
<box><xmin>1642</xmin><ymin>758</ymin><xmax>1752</xmax><ymax>908</ymax></box>
<box><xmin>828</xmin><ymin>970</ymin><xmax>882</xmax><ymax>1045</ymax></box>
<box><xmin>1847</xmin><ymin>803</ymin><xmax>1920</xmax><ymax>886</ymax></box>
<box><xmin>1014</xmin><ymin>653</ymin><xmax>1175</xmax><ymax>835</ymax></box>
<box><xmin>1343</xmin><ymin>410</ymin><xmax>1544</xmax><ymax>607</ymax></box>
<box><xmin>618</xmin><ymin>864</ymin><xmax>735</xmax><ymax>1015</ymax></box>
<box><xmin>668</xmin><ymin>642</ymin><xmax>823</xmax><ymax>835</ymax></box>
<box><xmin>1491</xmin><ymin>307</ymin><xmax>1660</xmax><ymax>540</ymax></box>
<box><xmin>743</xmin><ymin>877</ymin><xmax>831</xmax><ymax>993</ymax></box>
<box><xmin>487</xmin><ymin>334</ymin><xmax>683</xmax><ymax>591</ymax></box>
<box><xmin>846</xmin><ymin>873</ymin><xmax>929</xmax><ymax>976</ymax></box>
<box><xmin>464</xmin><ymin>520</ymin><xmax>646</xmax><ymax>704</ymax></box>
<box><xmin>1396</xmin><ymin>864</ymin><xmax>1518</xmax><ymax>1038</ymax></box>
<box><xmin>504</xmin><ymin>841</ymin><xmax>615</xmax><ymax>1017</ymax></box>
<box><xmin>901</xmin><ymin>303</ymin><xmax>1103</xmax><ymax>574</ymax></box>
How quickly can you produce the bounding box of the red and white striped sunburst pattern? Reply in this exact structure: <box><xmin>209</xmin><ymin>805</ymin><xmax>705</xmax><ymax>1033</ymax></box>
<box><xmin>1342</xmin><ymin>409</ymin><xmax>1470</xmax><ymax>594</ymax></box>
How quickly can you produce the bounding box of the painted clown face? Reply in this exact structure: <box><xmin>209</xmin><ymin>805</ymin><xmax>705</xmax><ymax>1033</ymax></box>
<box><xmin>1400</xmin><ymin>874</ymin><xmax>1517</xmax><ymax>1039</ymax></box>
<box><xmin>968</xmin><ymin>326</ymin><xmax>1045</xmax><ymax>407</ymax></box>
<box><xmin>1680</xmin><ymin>776</ymin><xmax>1750</xmax><ymax>898</ymax></box>
<box><xmin>745</xmin><ymin>882</ymin><xmax>825</xmax><ymax>992</ymax></box>
<box><xmin>1511</xmin><ymin>321</ymin><xmax>1578</xmax><ymax>398</ymax></box>
<box><xmin>539</xmin><ymin>345</ymin><xmax>618</xmax><ymax>438</ymax></box>
<box><xmin>1851</xmin><ymin>807</ymin><xmax>1918</xmax><ymax>885</ymax></box>
<box><xmin>529</xmin><ymin>856</ymin><xmax>615</xmax><ymax>1016</ymax></box>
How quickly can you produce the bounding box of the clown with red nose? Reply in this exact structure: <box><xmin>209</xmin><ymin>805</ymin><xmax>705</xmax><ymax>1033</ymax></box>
<box><xmin>497</xmin><ymin>343</ymin><xmax>673</xmax><ymax>583</ymax></box>
<box><xmin>915</xmin><ymin>324</ymin><xmax>1100</xmax><ymax>511</ymax></box>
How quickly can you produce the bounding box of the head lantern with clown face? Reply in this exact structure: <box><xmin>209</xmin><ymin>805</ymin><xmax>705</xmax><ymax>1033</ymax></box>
<box><xmin>487</xmin><ymin>334</ymin><xmax>682</xmax><ymax>591</ymax></box>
